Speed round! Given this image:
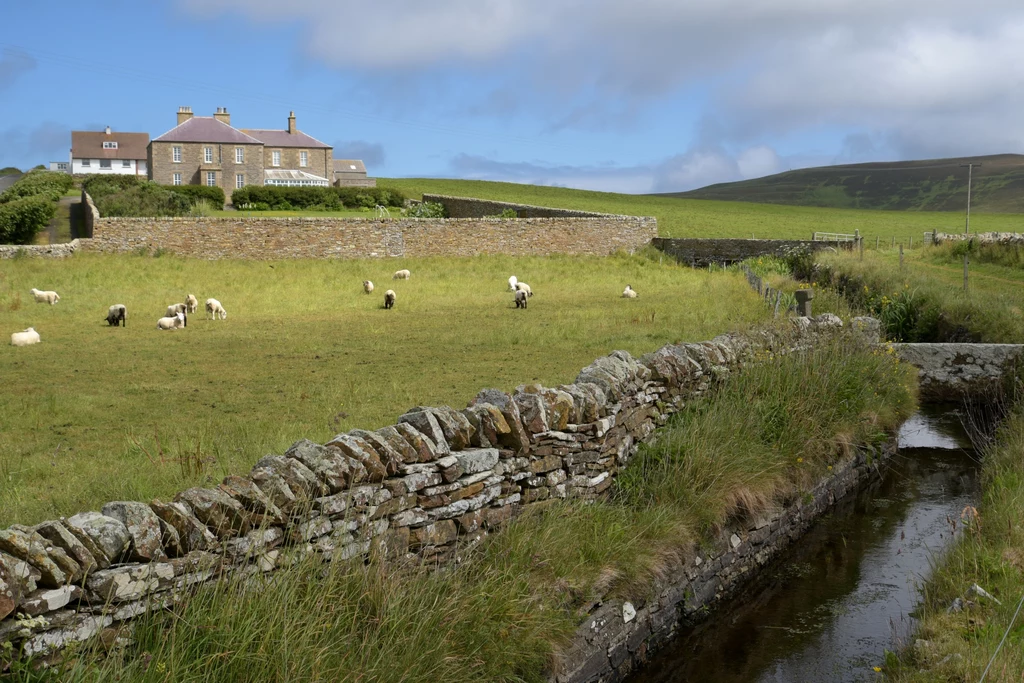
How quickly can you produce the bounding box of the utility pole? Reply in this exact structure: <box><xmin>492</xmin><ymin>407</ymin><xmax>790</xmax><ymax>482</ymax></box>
<box><xmin>960</xmin><ymin>162</ymin><xmax>982</xmax><ymax>235</ymax></box>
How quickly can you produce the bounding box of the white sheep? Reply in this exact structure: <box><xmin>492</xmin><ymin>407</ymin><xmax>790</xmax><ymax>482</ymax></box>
<box><xmin>30</xmin><ymin>289</ymin><xmax>60</xmax><ymax>305</ymax></box>
<box><xmin>206</xmin><ymin>298</ymin><xmax>227</xmax><ymax>320</ymax></box>
<box><xmin>515</xmin><ymin>282</ymin><xmax>533</xmax><ymax>298</ymax></box>
<box><xmin>10</xmin><ymin>327</ymin><xmax>40</xmax><ymax>346</ymax></box>
<box><xmin>156</xmin><ymin>312</ymin><xmax>185</xmax><ymax>330</ymax></box>
<box><xmin>515</xmin><ymin>289</ymin><xmax>528</xmax><ymax>309</ymax></box>
<box><xmin>166</xmin><ymin>303</ymin><xmax>188</xmax><ymax>318</ymax></box>
<box><xmin>363</xmin><ymin>280</ymin><xmax>375</xmax><ymax>294</ymax></box>
<box><xmin>185</xmin><ymin>294</ymin><xmax>199</xmax><ymax>314</ymax></box>
<box><xmin>384</xmin><ymin>290</ymin><xmax>396</xmax><ymax>309</ymax></box>
<box><xmin>508</xmin><ymin>275</ymin><xmax>518</xmax><ymax>292</ymax></box>
<box><xmin>622</xmin><ymin>285</ymin><xmax>638</xmax><ymax>299</ymax></box>
<box><xmin>106</xmin><ymin>304</ymin><xmax>126</xmax><ymax>327</ymax></box>
<box><xmin>392</xmin><ymin>269</ymin><xmax>411</xmax><ymax>280</ymax></box>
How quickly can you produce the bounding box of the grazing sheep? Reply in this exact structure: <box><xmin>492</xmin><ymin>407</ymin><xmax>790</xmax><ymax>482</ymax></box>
<box><xmin>622</xmin><ymin>285</ymin><xmax>638</xmax><ymax>299</ymax></box>
<box><xmin>363</xmin><ymin>280</ymin><xmax>375</xmax><ymax>294</ymax></box>
<box><xmin>185</xmin><ymin>294</ymin><xmax>199</xmax><ymax>314</ymax></box>
<box><xmin>30</xmin><ymin>289</ymin><xmax>60</xmax><ymax>305</ymax></box>
<box><xmin>383</xmin><ymin>290</ymin><xmax>396</xmax><ymax>309</ymax></box>
<box><xmin>392</xmin><ymin>269</ymin><xmax>411</xmax><ymax>280</ymax></box>
<box><xmin>166</xmin><ymin>303</ymin><xmax>188</xmax><ymax>318</ymax></box>
<box><xmin>515</xmin><ymin>289</ymin><xmax>528</xmax><ymax>309</ymax></box>
<box><xmin>206</xmin><ymin>298</ymin><xmax>227</xmax><ymax>320</ymax></box>
<box><xmin>515</xmin><ymin>282</ymin><xmax>533</xmax><ymax>298</ymax></box>
<box><xmin>156</xmin><ymin>312</ymin><xmax>185</xmax><ymax>330</ymax></box>
<box><xmin>10</xmin><ymin>327</ymin><xmax>40</xmax><ymax>346</ymax></box>
<box><xmin>106</xmin><ymin>304</ymin><xmax>126</xmax><ymax>327</ymax></box>
<box><xmin>508</xmin><ymin>275</ymin><xmax>518</xmax><ymax>292</ymax></box>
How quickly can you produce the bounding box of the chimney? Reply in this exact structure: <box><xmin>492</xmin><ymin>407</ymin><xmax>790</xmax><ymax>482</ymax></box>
<box><xmin>213</xmin><ymin>107</ymin><xmax>231</xmax><ymax>126</ymax></box>
<box><xmin>177</xmin><ymin>106</ymin><xmax>193</xmax><ymax>126</ymax></box>
<box><xmin>104</xmin><ymin>126</ymin><xmax>111</xmax><ymax>135</ymax></box>
<box><xmin>288</xmin><ymin>111</ymin><xmax>296</xmax><ymax>135</ymax></box>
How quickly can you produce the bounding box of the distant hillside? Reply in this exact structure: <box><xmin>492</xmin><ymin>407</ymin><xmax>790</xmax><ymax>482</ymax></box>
<box><xmin>661</xmin><ymin>154</ymin><xmax>1024</xmax><ymax>213</ymax></box>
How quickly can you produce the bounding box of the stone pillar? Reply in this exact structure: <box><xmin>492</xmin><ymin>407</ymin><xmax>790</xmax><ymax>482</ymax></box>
<box><xmin>795</xmin><ymin>289</ymin><xmax>814</xmax><ymax>318</ymax></box>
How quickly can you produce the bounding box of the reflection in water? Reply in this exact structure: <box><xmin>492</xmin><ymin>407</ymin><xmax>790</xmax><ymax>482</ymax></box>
<box><xmin>629</xmin><ymin>407</ymin><xmax>979</xmax><ymax>683</ymax></box>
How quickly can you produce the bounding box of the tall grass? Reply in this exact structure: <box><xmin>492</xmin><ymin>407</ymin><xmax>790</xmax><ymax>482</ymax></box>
<box><xmin>0</xmin><ymin>252</ymin><xmax>767</xmax><ymax>525</ymax></box>
<box><xmin>35</xmin><ymin>338</ymin><xmax>916</xmax><ymax>682</ymax></box>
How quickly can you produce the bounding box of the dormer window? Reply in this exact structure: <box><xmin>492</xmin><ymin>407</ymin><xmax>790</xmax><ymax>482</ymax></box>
<box><xmin>103</xmin><ymin>141</ymin><xmax>118</xmax><ymax>149</ymax></box>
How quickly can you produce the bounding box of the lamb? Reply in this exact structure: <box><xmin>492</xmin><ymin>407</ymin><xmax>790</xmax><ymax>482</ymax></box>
<box><xmin>156</xmin><ymin>312</ymin><xmax>186</xmax><ymax>330</ymax></box>
<box><xmin>166</xmin><ymin>303</ymin><xmax>188</xmax><ymax>318</ymax></box>
<box><xmin>30</xmin><ymin>289</ymin><xmax>60</xmax><ymax>305</ymax></box>
<box><xmin>185</xmin><ymin>294</ymin><xmax>199</xmax><ymax>314</ymax></box>
<box><xmin>515</xmin><ymin>289</ymin><xmax>528</xmax><ymax>309</ymax></box>
<box><xmin>622</xmin><ymin>285</ymin><xmax>638</xmax><ymax>299</ymax></box>
<box><xmin>363</xmin><ymin>280</ymin><xmax>375</xmax><ymax>294</ymax></box>
<box><xmin>508</xmin><ymin>275</ymin><xmax>518</xmax><ymax>292</ymax></box>
<box><xmin>383</xmin><ymin>289</ymin><xmax>396</xmax><ymax>309</ymax></box>
<box><xmin>515</xmin><ymin>282</ymin><xmax>533</xmax><ymax>298</ymax></box>
<box><xmin>106</xmin><ymin>304</ymin><xmax>126</xmax><ymax>327</ymax></box>
<box><xmin>10</xmin><ymin>327</ymin><xmax>40</xmax><ymax>347</ymax></box>
<box><xmin>392</xmin><ymin>269</ymin><xmax>411</xmax><ymax>280</ymax></box>
<box><xmin>206</xmin><ymin>298</ymin><xmax>227</xmax><ymax>320</ymax></box>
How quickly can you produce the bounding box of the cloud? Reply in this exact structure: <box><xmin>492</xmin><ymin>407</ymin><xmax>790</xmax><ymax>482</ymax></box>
<box><xmin>332</xmin><ymin>140</ymin><xmax>386</xmax><ymax>167</ymax></box>
<box><xmin>179</xmin><ymin>1</ymin><xmax>1024</xmax><ymax>160</ymax></box>
<box><xmin>0</xmin><ymin>48</ymin><xmax>36</xmax><ymax>91</ymax></box>
<box><xmin>0</xmin><ymin>122</ymin><xmax>69</xmax><ymax>168</ymax></box>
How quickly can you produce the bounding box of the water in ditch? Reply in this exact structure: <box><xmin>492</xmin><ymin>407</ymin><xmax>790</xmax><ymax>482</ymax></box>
<box><xmin>629</xmin><ymin>405</ymin><xmax>980</xmax><ymax>683</ymax></box>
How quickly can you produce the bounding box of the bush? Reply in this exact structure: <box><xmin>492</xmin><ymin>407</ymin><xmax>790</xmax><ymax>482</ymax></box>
<box><xmin>404</xmin><ymin>201</ymin><xmax>446</xmax><ymax>218</ymax></box>
<box><xmin>0</xmin><ymin>167</ymin><xmax>21</xmax><ymax>176</ymax></box>
<box><xmin>81</xmin><ymin>174</ymin><xmax>145</xmax><ymax>201</ymax></box>
<box><xmin>0</xmin><ymin>195</ymin><xmax>57</xmax><ymax>244</ymax></box>
<box><xmin>0</xmin><ymin>170</ymin><xmax>75</xmax><ymax>204</ymax></box>
<box><xmin>167</xmin><ymin>185</ymin><xmax>225</xmax><ymax>207</ymax></box>
<box><xmin>94</xmin><ymin>183</ymin><xmax>192</xmax><ymax>217</ymax></box>
<box><xmin>231</xmin><ymin>186</ymin><xmax>406</xmax><ymax>211</ymax></box>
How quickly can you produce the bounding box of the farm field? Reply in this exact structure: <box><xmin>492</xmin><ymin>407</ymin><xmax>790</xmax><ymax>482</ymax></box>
<box><xmin>0</xmin><ymin>251</ymin><xmax>768</xmax><ymax>525</ymax></box>
<box><xmin>378</xmin><ymin>178</ymin><xmax>1024</xmax><ymax>242</ymax></box>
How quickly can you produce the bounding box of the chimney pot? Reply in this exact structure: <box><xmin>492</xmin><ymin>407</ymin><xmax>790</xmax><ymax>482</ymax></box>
<box><xmin>105</xmin><ymin>126</ymin><xmax>111</xmax><ymax>135</ymax></box>
<box><xmin>177</xmin><ymin>106</ymin><xmax>194</xmax><ymax>126</ymax></box>
<box><xmin>214</xmin><ymin>107</ymin><xmax>231</xmax><ymax>126</ymax></box>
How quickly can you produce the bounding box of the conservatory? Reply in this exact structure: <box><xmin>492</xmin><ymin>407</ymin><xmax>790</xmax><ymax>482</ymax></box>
<box><xmin>263</xmin><ymin>169</ymin><xmax>330</xmax><ymax>187</ymax></box>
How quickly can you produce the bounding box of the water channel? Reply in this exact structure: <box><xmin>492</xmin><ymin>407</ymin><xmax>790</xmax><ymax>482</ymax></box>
<box><xmin>629</xmin><ymin>405</ymin><xmax>980</xmax><ymax>683</ymax></box>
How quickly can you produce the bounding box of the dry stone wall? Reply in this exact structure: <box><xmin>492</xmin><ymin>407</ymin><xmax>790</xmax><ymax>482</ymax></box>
<box><xmin>0</xmin><ymin>316</ymin><xmax>848</xmax><ymax>662</ymax></box>
<box><xmin>0</xmin><ymin>240</ymin><xmax>91</xmax><ymax>259</ymax></box>
<box><xmin>652</xmin><ymin>237</ymin><xmax>844</xmax><ymax>267</ymax></box>
<box><xmin>422</xmin><ymin>194</ymin><xmax>612</xmax><ymax>219</ymax></box>
<box><xmin>84</xmin><ymin>215</ymin><xmax>656</xmax><ymax>260</ymax></box>
<box><xmin>933</xmin><ymin>231</ymin><xmax>1024</xmax><ymax>245</ymax></box>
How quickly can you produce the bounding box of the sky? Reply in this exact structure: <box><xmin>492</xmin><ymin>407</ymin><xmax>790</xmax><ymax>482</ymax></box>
<box><xmin>1</xmin><ymin>0</ymin><xmax>1023</xmax><ymax>193</ymax></box>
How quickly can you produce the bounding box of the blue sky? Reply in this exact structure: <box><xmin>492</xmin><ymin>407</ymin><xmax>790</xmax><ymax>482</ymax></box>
<box><xmin>2</xmin><ymin>0</ymin><xmax>1023</xmax><ymax>193</ymax></box>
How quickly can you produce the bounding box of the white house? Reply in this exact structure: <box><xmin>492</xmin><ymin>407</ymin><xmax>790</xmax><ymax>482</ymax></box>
<box><xmin>70</xmin><ymin>127</ymin><xmax>149</xmax><ymax>175</ymax></box>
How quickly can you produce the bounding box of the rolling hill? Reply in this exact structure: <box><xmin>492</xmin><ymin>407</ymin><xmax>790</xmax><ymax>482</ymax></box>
<box><xmin>660</xmin><ymin>154</ymin><xmax>1024</xmax><ymax>213</ymax></box>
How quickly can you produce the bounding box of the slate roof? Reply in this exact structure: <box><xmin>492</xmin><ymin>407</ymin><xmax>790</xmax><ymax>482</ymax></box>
<box><xmin>71</xmin><ymin>131</ymin><xmax>149</xmax><ymax>160</ymax></box>
<box><xmin>242</xmin><ymin>129</ymin><xmax>331</xmax><ymax>149</ymax></box>
<box><xmin>333</xmin><ymin>159</ymin><xmax>367</xmax><ymax>174</ymax></box>
<box><xmin>152</xmin><ymin>117</ymin><xmax>262</xmax><ymax>145</ymax></box>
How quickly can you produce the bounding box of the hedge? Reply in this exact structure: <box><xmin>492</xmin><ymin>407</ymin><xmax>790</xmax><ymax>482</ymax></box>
<box><xmin>0</xmin><ymin>195</ymin><xmax>57</xmax><ymax>244</ymax></box>
<box><xmin>167</xmin><ymin>185</ymin><xmax>225</xmax><ymax>206</ymax></box>
<box><xmin>0</xmin><ymin>170</ymin><xmax>75</xmax><ymax>204</ymax></box>
<box><xmin>231</xmin><ymin>186</ymin><xmax>405</xmax><ymax>211</ymax></box>
<box><xmin>93</xmin><ymin>184</ymin><xmax>192</xmax><ymax>218</ymax></box>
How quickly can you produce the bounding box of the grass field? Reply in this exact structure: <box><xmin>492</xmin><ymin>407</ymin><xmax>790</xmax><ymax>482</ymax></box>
<box><xmin>377</xmin><ymin>178</ymin><xmax>1024</xmax><ymax>242</ymax></box>
<box><xmin>0</xmin><ymin>251</ymin><xmax>768</xmax><ymax>525</ymax></box>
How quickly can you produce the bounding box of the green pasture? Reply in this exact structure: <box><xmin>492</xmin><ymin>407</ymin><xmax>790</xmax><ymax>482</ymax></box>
<box><xmin>378</xmin><ymin>178</ymin><xmax>1024</xmax><ymax>242</ymax></box>
<box><xmin>0</xmin><ymin>251</ymin><xmax>767</xmax><ymax>525</ymax></box>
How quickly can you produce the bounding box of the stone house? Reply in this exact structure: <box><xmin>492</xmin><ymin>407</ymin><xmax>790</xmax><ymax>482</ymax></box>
<box><xmin>147</xmin><ymin>107</ymin><xmax>335</xmax><ymax>200</ymax></box>
<box><xmin>333</xmin><ymin>159</ymin><xmax>376</xmax><ymax>187</ymax></box>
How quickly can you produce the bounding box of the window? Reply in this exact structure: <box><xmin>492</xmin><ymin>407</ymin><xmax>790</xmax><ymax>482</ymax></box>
<box><xmin>173</xmin><ymin>173</ymin><xmax>182</xmax><ymax>186</ymax></box>
<box><xmin>235</xmin><ymin>147</ymin><xmax>244</xmax><ymax>164</ymax></box>
<box><xmin>299</xmin><ymin>151</ymin><xmax>308</xmax><ymax>167</ymax></box>
<box><xmin>122</xmin><ymin>160</ymin><xmax>131</xmax><ymax>168</ymax></box>
<box><xmin>100</xmin><ymin>159</ymin><xmax>111</xmax><ymax>169</ymax></box>
<box><xmin>204</xmin><ymin>147</ymin><xmax>213</xmax><ymax>164</ymax></box>
<box><xmin>236</xmin><ymin>173</ymin><xmax>245</xmax><ymax>189</ymax></box>
<box><xmin>206</xmin><ymin>171</ymin><xmax>217</xmax><ymax>187</ymax></box>
<box><xmin>81</xmin><ymin>159</ymin><xmax>91</xmax><ymax>167</ymax></box>
<box><xmin>172</xmin><ymin>146</ymin><xmax>182</xmax><ymax>163</ymax></box>
<box><xmin>57</xmin><ymin>162</ymin><xmax>68</xmax><ymax>171</ymax></box>
<box><xmin>103</xmin><ymin>141</ymin><xmax>118</xmax><ymax>149</ymax></box>
<box><xmin>272</xmin><ymin>150</ymin><xmax>281</xmax><ymax>167</ymax></box>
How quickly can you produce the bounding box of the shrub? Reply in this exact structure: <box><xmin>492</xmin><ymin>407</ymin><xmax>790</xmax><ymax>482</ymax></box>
<box><xmin>188</xmin><ymin>199</ymin><xmax>217</xmax><ymax>217</ymax></box>
<box><xmin>94</xmin><ymin>183</ymin><xmax>192</xmax><ymax>217</ymax></box>
<box><xmin>404</xmin><ymin>201</ymin><xmax>447</xmax><ymax>218</ymax></box>
<box><xmin>229</xmin><ymin>186</ymin><xmax>405</xmax><ymax>211</ymax></box>
<box><xmin>81</xmin><ymin>174</ymin><xmax>145</xmax><ymax>201</ymax></box>
<box><xmin>0</xmin><ymin>167</ymin><xmax>21</xmax><ymax>176</ymax></box>
<box><xmin>0</xmin><ymin>170</ymin><xmax>75</xmax><ymax>204</ymax></box>
<box><xmin>0</xmin><ymin>195</ymin><xmax>57</xmax><ymax>244</ymax></box>
<box><xmin>168</xmin><ymin>185</ymin><xmax>225</xmax><ymax>206</ymax></box>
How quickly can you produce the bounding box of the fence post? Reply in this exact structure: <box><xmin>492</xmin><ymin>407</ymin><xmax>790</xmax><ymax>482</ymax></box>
<box><xmin>795</xmin><ymin>289</ymin><xmax>814</xmax><ymax>318</ymax></box>
<box><xmin>899</xmin><ymin>243</ymin><xmax>904</xmax><ymax>270</ymax></box>
<box><xmin>891</xmin><ymin>236</ymin><xmax>895</xmax><ymax>248</ymax></box>
<box><xmin>909</xmin><ymin>236</ymin><xmax>913</xmax><ymax>249</ymax></box>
